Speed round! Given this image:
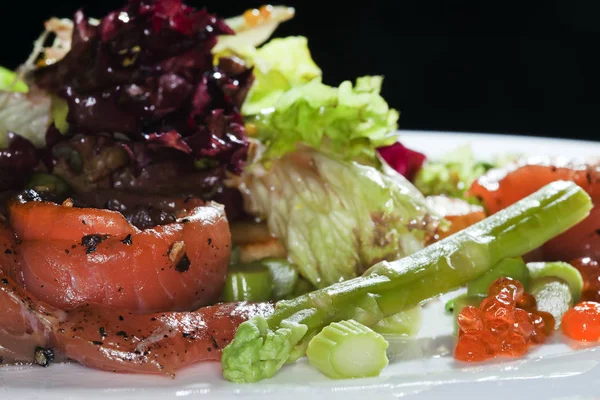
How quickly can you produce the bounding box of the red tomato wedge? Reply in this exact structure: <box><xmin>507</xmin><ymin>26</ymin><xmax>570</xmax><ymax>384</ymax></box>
<box><xmin>468</xmin><ymin>156</ymin><xmax>600</xmax><ymax>261</ymax></box>
<box><xmin>8</xmin><ymin>200</ymin><xmax>232</xmax><ymax>313</ymax></box>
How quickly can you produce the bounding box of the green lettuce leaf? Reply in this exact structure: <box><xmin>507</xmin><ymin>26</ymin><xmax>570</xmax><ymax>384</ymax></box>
<box><xmin>235</xmin><ymin>146</ymin><xmax>439</xmax><ymax>288</ymax></box>
<box><xmin>0</xmin><ymin>66</ymin><xmax>28</xmax><ymax>93</ymax></box>
<box><xmin>413</xmin><ymin>144</ymin><xmax>493</xmax><ymax>203</ymax></box>
<box><xmin>413</xmin><ymin>144</ymin><xmax>523</xmax><ymax>203</ymax></box>
<box><xmin>241</xmin><ymin>36</ymin><xmax>322</xmax><ymax>115</ymax></box>
<box><xmin>215</xmin><ymin>36</ymin><xmax>322</xmax><ymax>115</ymax></box>
<box><xmin>248</xmin><ymin>76</ymin><xmax>400</xmax><ymax>163</ymax></box>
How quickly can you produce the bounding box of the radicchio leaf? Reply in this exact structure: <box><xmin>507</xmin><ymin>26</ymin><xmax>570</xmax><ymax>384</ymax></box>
<box><xmin>377</xmin><ymin>142</ymin><xmax>427</xmax><ymax>182</ymax></box>
<box><xmin>32</xmin><ymin>0</ymin><xmax>253</xmax><ymax>180</ymax></box>
<box><xmin>0</xmin><ymin>132</ymin><xmax>39</xmax><ymax>189</ymax></box>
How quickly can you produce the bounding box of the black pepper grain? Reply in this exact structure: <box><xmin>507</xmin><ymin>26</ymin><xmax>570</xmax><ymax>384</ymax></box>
<box><xmin>34</xmin><ymin>347</ymin><xmax>55</xmax><ymax>367</ymax></box>
<box><xmin>121</xmin><ymin>234</ymin><xmax>133</xmax><ymax>245</ymax></box>
<box><xmin>81</xmin><ymin>234</ymin><xmax>109</xmax><ymax>254</ymax></box>
<box><xmin>175</xmin><ymin>254</ymin><xmax>191</xmax><ymax>273</ymax></box>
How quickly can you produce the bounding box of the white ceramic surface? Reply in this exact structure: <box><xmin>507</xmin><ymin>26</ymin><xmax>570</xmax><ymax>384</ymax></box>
<box><xmin>3</xmin><ymin>131</ymin><xmax>600</xmax><ymax>400</ymax></box>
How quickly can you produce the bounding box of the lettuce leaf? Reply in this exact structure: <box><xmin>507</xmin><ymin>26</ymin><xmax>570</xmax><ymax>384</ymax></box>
<box><xmin>0</xmin><ymin>66</ymin><xmax>28</xmax><ymax>93</ymax></box>
<box><xmin>242</xmin><ymin>36</ymin><xmax>321</xmax><ymax>115</ymax></box>
<box><xmin>234</xmin><ymin>146</ymin><xmax>439</xmax><ymax>288</ymax></box>
<box><xmin>215</xmin><ymin>36</ymin><xmax>322</xmax><ymax>116</ymax></box>
<box><xmin>248</xmin><ymin>76</ymin><xmax>400</xmax><ymax>163</ymax></box>
<box><xmin>413</xmin><ymin>144</ymin><xmax>493</xmax><ymax>203</ymax></box>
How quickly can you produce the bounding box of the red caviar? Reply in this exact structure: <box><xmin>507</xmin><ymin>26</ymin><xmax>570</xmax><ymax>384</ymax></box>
<box><xmin>570</xmin><ymin>257</ymin><xmax>600</xmax><ymax>302</ymax></box>
<box><xmin>454</xmin><ymin>277</ymin><xmax>555</xmax><ymax>362</ymax></box>
<box><xmin>561</xmin><ymin>301</ymin><xmax>600</xmax><ymax>342</ymax></box>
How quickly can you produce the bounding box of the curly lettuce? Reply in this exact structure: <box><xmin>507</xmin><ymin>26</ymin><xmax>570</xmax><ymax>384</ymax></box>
<box><xmin>235</xmin><ymin>146</ymin><xmax>439</xmax><ymax>288</ymax></box>
<box><xmin>248</xmin><ymin>76</ymin><xmax>400</xmax><ymax>164</ymax></box>
<box><xmin>215</xmin><ymin>36</ymin><xmax>322</xmax><ymax>116</ymax></box>
<box><xmin>0</xmin><ymin>66</ymin><xmax>50</xmax><ymax>148</ymax></box>
<box><xmin>413</xmin><ymin>144</ymin><xmax>493</xmax><ymax>203</ymax></box>
<box><xmin>241</xmin><ymin>36</ymin><xmax>322</xmax><ymax>116</ymax></box>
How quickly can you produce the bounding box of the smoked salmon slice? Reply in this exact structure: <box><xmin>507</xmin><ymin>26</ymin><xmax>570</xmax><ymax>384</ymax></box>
<box><xmin>8</xmin><ymin>199</ymin><xmax>232</xmax><ymax>313</ymax></box>
<box><xmin>0</xmin><ymin>273</ymin><xmax>274</xmax><ymax>374</ymax></box>
<box><xmin>468</xmin><ymin>156</ymin><xmax>600</xmax><ymax>261</ymax></box>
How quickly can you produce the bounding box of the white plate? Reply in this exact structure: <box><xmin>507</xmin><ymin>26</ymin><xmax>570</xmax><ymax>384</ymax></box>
<box><xmin>3</xmin><ymin>130</ymin><xmax>600</xmax><ymax>400</ymax></box>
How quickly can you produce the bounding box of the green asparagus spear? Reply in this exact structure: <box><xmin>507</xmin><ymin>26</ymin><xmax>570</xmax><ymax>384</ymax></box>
<box><xmin>221</xmin><ymin>180</ymin><xmax>592</xmax><ymax>383</ymax></box>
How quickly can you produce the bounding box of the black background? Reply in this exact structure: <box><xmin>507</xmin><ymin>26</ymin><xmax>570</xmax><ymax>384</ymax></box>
<box><xmin>3</xmin><ymin>1</ymin><xmax>599</xmax><ymax>141</ymax></box>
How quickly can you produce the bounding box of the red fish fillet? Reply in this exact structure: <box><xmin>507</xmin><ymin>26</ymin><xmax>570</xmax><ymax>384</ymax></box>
<box><xmin>468</xmin><ymin>156</ymin><xmax>600</xmax><ymax>261</ymax></box>
<box><xmin>8</xmin><ymin>200</ymin><xmax>232</xmax><ymax>312</ymax></box>
<box><xmin>0</xmin><ymin>273</ymin><xmax>273</xmax><ymax>374</ymax></box>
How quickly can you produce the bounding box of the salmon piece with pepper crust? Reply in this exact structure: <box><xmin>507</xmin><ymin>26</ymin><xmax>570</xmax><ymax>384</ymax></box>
<box><xmin>8</xmin><ymin>199</ymin><xmax>232</xmax><ymax>313</ymax></box>
<box><xmin>0</xmin><ymin>271</ymin><xmax>273</xmax><ymax>373</ymax></box>
<box><xmin>468</xmin><ymin>156</ymin><xmax>600</xmax><ymax>262</ymax></box>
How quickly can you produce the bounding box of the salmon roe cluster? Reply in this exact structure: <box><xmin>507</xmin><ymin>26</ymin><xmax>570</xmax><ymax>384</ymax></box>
<box><xmin>454</xmin><ymin>277</ymin><xmax>555</xmax><ymax>362</ymax></box>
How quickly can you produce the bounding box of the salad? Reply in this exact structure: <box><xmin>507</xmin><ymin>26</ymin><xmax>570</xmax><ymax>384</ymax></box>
<box><xmin>1</xmin><ymin>0</ymin><xmax>600</xmax><ymax>384</ymax></box>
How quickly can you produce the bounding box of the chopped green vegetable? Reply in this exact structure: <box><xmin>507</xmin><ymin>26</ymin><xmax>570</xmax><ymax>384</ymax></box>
<box><xmin>260</xmin><ymin>258</ymin><xmax>299</xmax><ymax>300</ymax></box>
<box><xmin>290</xmin><ymin>277</ymin><xmax>314</xmax><ymax>298</ymax></box>
<box><xmin>306</xmin><ymin>319</ymin><xmax>389</xmax><ymax>379</ymax></box>
<box><xmin>413</xmin><ymin>144</ymin><xmax>493</xmax><ymax>203</ymax></box>
<box><xmin>50</xmin><ymin>96</ymin><xmax>69</xmax><ymax>134</ymax></box>
<box><xmin>221</xmin><ymin>180</ymin><xmax>592</xmax><ymax>383</ymax></box>
<box><xmin>526</xmin><ymin>261</ymin><xmax>583</xmax><ymax>303</ymax></box>
<box><xmin>238</xmin><ymin>148</ymin><xmax>439</xmax><ymax>288</ymax></box>
<box><xmin>222</xmin><ymin>264</ymin><xmax>273</xmax><ymax>302</ymax></box>
<box><xmin>247</xmin><ymin>75</ymin><xmax>399</xmax><ymax>164</ymax></box>
<box><xmin>445</xmin><ymin>293</ymin><xmax>465</xmax><ymax>313</ymax></box>
<box><xmin>229</xmin><ymin>246</ymin><xmax>241</xmax><ymax>265</ymax></box>
<box><xmin>371</xmin><ymin>307</ymin><xmax>422</xmax><ymax>337</ymax></box>
<box><xmin>529</xmin><ymin>278</ymin><xmax>573</xmax><ymax>328</ymax></box>
<box><xmin>467</xmin><ymin>257</ymin><xmax>530</xmax><ymax>297</ymax></box>
<box><xmin>525</xmin><ymin>261</ymin><xmax>584</xmax><ymax>327</ymax></box>
<box><xmin>26</xmin><ymin>173</ymin><xmax>69</xmax><ymax>195</ymax></box>
<box><xmin>0</xmin><ymin>66</ymin><xmax>28</xmax><ymax>93</ymax></box>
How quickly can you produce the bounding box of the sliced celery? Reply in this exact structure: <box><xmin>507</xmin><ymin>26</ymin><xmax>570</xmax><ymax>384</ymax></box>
<box><xmin>372</xmin><ymin>307</ymin><xmax>422</xmax><ymax>336</ymax></box>
<box><xmin>306</xmin><ymin>320</ymin><xmax>389</xmax><ymax>379</ymax></box>
<box><xmin>526</xmin><ymin>261</ymin><xmax>583</xmax><ymax>303</ymax></box>
<box><xmin>223</xmin><ymin>264</ymin><xmax>273</xmax><ymax>302</ymax></box>
<box><xmin>526</xmin><ymin>262</ymin><xmax>584</xmax><ymax>327</ymax></box>
<box><xmin>530</xmin><ymin>278</ymin><xmax>572</xmax><ymax>328</ymax></box>
<box><xmin>260</xmin><ymin>258</ymin><xmax>298</xmax><ymax>300</ymax></box>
